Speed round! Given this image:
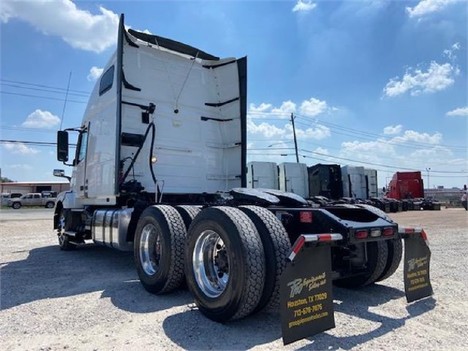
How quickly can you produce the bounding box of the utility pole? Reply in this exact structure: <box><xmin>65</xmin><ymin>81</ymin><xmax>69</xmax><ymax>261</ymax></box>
<box><xmin>426</xmin><ymin>167</ymin><xmax>431</xmax><ymax>190</ymax></box>
<box><xmin>290</xmin><ymin>113</ymin><xmax>299</xmax><ymax>163</ymax></box>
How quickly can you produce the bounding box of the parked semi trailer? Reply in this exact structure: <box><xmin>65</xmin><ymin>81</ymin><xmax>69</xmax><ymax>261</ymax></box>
<box><xmin>54</xmin><ymin>15</ymin><xmax>433</xmax><ymax>345</ymax></box>
<box><xmin>307</xmin><ymin>164</ymin><xmax>343</xmax><ymax>200</ymax></box>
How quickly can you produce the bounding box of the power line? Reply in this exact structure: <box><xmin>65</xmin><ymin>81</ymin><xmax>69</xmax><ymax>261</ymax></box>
<box><xmin>294</xmin><ymin>114</ymin><xmax>466</xmax><ymax>151</ymax></box>
<box><xmin>0</xmin><ymin>91</ymin><xmax>87</xmax><ymax>104</ymax></box>
<box><xmin>1</xmin><ymin>126</ymin><xmax>57</xmax><ymax>134</ymax></box>
<box><xmin>247</xmin><ymin>112</ymin><xmax>466</xmax><ymax>152</ymax></box>
<box><xmin>0</xmin><ymin>139</ymin><xmax>76</xmax><ymax>147</ymax></box>
<box><xmin>0</xmin><ymin>78</ymin><xmax>90</xmax><ymax>95</ymax></box>
<box><xmin>1</xmin><ymin>82</ymin><xmax>89</xmax><ymax>98</ymax></box>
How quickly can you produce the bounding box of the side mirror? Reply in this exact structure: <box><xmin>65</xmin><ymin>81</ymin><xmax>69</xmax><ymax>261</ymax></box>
<box><xmin>57</xmin><ymin>131</ymin><xmax>69</xmax><ymax>162</ymax></box>
<box><xmin>53</xmin><ymin>169</ymin><xmax>65</xmax><ymax>177</ymax></box>
<box><xmin>53</xmin><ymin>168</ymin><xmax>71</xmax><ymax>182</ymax></box>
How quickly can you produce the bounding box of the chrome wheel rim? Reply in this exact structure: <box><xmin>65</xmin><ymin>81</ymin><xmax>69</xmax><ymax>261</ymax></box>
<box><xmin>58</xmin><ymin>211</ymin><xmax>66</xmax><ymax>245</ymax></box>
<box><xmin>192</xmin><ymin>230</ymin><xmax>229</xmax><ymax>298</ymax></box>
<box><xmin>139</xmin><ymin>223</ymin><xmax>161</xmax><ymax>276</ymax></box>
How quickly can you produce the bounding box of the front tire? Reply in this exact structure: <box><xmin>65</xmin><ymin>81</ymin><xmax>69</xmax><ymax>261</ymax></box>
<box><xmin>185</xmin><ymin>206</ymin><xmax>265</xmax><ymax>322</ymax></box>
<box><xmin>134</xmin><ymin>205</ymin><xmax>186</xmax><ymax>294</ymax></box>
<box><xmin>12</xmin><ymin>202</ymin><xmax>21</xmax><ymax>209</ymax></box>
<box><xmin>57</xmin><ymin>209</ymin><xmax>76</xmax><ymax>251</ymax></box>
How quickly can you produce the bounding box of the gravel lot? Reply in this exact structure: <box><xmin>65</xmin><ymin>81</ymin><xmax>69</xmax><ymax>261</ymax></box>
<box><xmin>1</xmin><ymin>207</ymin><xmax>467</xmax><ymax>350</ymax></box>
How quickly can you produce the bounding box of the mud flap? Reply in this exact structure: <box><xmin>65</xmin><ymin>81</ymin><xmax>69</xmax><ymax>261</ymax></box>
<box><xmin>400</xmin><ymin>228</ymin><xmax>433</xmax><ymax>303</ymax></box>
<box><xmin>280</xmin><ymin>234</ymin><xmax>342</xmax><ymax>345</ymax></box>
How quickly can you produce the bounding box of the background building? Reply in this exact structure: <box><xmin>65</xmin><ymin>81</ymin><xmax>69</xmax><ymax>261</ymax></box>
<box><xmin>1</xmin><ymin>181</ymin><xmax>70</xmax><ymax>195</ymax></box>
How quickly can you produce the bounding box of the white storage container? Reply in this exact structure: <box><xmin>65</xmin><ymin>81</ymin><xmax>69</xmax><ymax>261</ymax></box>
<box><xmin>246</xmin><ymin>162</ymin><xmax>279</xmax><ymax>189</ymax></box>
<box><xmin>278</xmin><ymin>162</ymin><xmax>309</xmax><ymax>198</ymax></box>
<box><xmin>341</xmin><ymin>165</ymin><xmax>367</xmax><ymax>199</ymax></box>
<box><xmin>364</xmin><ymin>168</ymin><xmax>378</xmax><ymax>199</ymax></box>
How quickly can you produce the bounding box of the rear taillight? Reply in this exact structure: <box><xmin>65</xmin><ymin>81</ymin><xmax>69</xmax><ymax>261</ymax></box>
<box><xmin>383</xmin><ymin>227</ymin><xmax>394</xmax><ymax>236</ymax></box>
<box><xmin>299</xmin><ymin>211</ymin><xmax>313</xmax><ymax>223</ymax></box>
<box><xmin>421</xmin><ymin>229</ymin><xmax>428</xmax><ymax>241</ymax></box>
<box><xmin>355</xmin><ymin>230</ymin><xmax>368</xmax><ymax>239</ymax></box>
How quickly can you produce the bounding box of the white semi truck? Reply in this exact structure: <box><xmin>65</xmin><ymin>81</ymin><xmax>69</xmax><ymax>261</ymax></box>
<box><xmin>54</xmin><ymin>15</ymin><xmax>432</xmax><ymax>344</ymax></box>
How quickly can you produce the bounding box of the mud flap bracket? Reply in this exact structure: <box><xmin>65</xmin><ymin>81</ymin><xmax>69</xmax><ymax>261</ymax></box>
<box><xmin>280</xmin><ymin>234</ymin><xmax>342</xmax><ymax>345</ymax></box>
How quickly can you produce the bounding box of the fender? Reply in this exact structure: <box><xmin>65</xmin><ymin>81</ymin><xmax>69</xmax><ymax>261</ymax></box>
<box><xmin>56</xmin><ymin>190</ymin><xmax>82</xmax><ymax>210</ymax></box>
<box><xmin>54</xmin><ymin>190</ymin><xmax>84</xmax><ymax>229</ymax></box>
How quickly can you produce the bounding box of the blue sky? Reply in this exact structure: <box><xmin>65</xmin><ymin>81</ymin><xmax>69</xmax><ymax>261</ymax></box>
<box><xmin>1</xmin><ymin>0</ymin><xmax>467</xmax><ymax>189</ymax></box>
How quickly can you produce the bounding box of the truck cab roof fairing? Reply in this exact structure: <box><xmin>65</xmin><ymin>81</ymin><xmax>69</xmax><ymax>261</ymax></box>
<box><xmin>127</xmin><ymin>29</ymin><xmax>220</xmax><ymax>61</ymax></box>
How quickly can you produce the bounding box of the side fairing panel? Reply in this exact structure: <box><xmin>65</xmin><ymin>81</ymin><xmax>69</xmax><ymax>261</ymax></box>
<box><xmin>119</xmin><ymin>36</ymin><xmax>245</xmax><ymax>194</ymax></box>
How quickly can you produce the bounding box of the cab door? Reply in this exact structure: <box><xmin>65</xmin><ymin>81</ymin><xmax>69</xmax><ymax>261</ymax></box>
<box><xmin>72</xmin><ymin>126</ymin><xmax>89</xmax><ymax>199</ymax></box>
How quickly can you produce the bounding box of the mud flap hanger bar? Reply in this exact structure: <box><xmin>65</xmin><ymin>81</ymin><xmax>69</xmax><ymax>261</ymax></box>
<box><xmin>398</xmin><ymin>227</ymin><xmax>429</xmax><ymax>242</ymax></box>
<box><xmin>288</xmin><ymin>234</ymin><xmax>343</xmax><ymax>262</ymax></box>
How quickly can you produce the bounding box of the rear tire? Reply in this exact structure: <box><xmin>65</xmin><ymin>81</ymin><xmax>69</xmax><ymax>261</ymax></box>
<box><xmin>376</xmin><ymin>238</ymin><xmax>403</xmax><ymax>282</ymax></box>
<box><xmin>334</xmin><ymin>241</ymin><xmax>388</xmax><ymax>288</ymax></box>
<box><xmin>175</xmin><ymin>205</ymin><xmax>200</xmax><ymax>230</ymax></box>
<box><xmin>12</xmin><ymin>202</ymin><xmax>21</xmax><ymax>209</ymax></box>
<box><xmin>185</xmin><ymin>206</ymin><xmax>265</xmax><ymax>322</ymax></box>
<box><xmin>239</xmin><ymin>205</ymin><xmax>291</xmax><ymax>312</ymax></box>
<box><xmin>134</xmin><ymin>205</ymin><xmax>186</xmax><ymax>294</ymax></box>
<box><xmin>45</xmin><ymin>201</ymin><xmax>55</xmax><ymax>208</ymax></box>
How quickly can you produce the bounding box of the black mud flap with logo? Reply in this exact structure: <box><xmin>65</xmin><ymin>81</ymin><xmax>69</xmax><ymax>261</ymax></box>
<box><xmin>401</xmin><ymin>228</ymin><xmax>433</xmax><ymax>303</ymax></box>
<box><xmin>279</xmin><ymin>234</ymin><xmax>342</xmax><ymax>345</ymax></box>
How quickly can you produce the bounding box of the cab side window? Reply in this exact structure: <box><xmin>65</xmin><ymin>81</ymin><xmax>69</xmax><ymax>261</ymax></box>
<box><xmin>99</xmin><ymin>65</ymin><xmax>114</xmax><ymax>96</ymax></box>
<box><xmin>75</xmin><ymin>129</ymin><xmax>88</xmax><ymax>165</ymax></box>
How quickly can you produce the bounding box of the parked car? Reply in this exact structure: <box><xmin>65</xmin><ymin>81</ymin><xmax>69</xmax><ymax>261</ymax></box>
<box><xmin>8</xmin><ymin>193</ymin><xmax>56</xmax><ymax>209</ymax></box>
<box><xmin>1</xmin><ymin>193</ymin><xmax>23</xmax><ymax>206</ymax></box>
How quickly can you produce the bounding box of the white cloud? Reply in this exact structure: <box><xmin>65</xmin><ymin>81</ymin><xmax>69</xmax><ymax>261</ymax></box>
<box><xmin>446</xmin><ymin>107</ymin><xmax>468</xmax><ymax>117</ymax></box>
<box><xmin>443</xmin><ymin>42</ymin><xmax>461</xmax><ymax>61</ymax></box>
<box><xmin>2</xmin><ymin>142</ymin><xmax>39</xmax><ymax>155</ymax></box>
<box><xmin>247</xmin><ymin>119</ymin><xmax>330</xmax><ymax>141</ymax></box>
<box><xmin>249</xmin><ymin>103</ymin><xmax>273</xmax><ymax>114</ymax></box>
<box><xmin>299</xmin><ymin>98</ymin><xmax>328</xmax><ymax>117</ymax></box>
<box><xmin>248</xmin><ymin>97</ymin><xmax>334</xmax><ymax>119</ymax></box>
<box><xmin>292</xmin><ymin>0</ymin><xmax>317</xmax><ymax>13</ymax></box>
<box><xmin>383</xmin><ymin>125</ymin><xmax>403</xmax><ymax>135</ymax></box>
<box><xmin>22</xmin><ymin>109</ymin><xmax>60</xmax><ymax>129</ymax></box>
<box><xmin>286</xmin><ymin>123</ymin><xmax>330</xmax><ymax>140</ymax></box>
<box><xmin>410</xmin><ymin>145</ymin><xmax>453</xmax><ymax>160</ymax></box>
<box><xmin>247</xmin><ymin>120</ymin><xmax>286</xmax><ymax>138</ymax></box>
<box><xmin>341</xmin><ymin>140</ymin><xmax>395</xmax><ymax>155</ymax></box>
<box><xmin>87</xmin><ymin>66</ymin><xmax>104</xmax><ymax>81</ymax></box>
<box><xmin>383</xmin><ymin>62</ymin><xmax>459</xmax><ymax>97</ymax></box>
<box><xmin>271</xmin><ymin>100</ymin><xmax>297</xmax><ymax>117</ymax></box>
<box><xmin>0</xmin><ymin>0</ymin><xmax>119</xmax><ymax>53</ymax></box>
<box><xmin>406</xmin><ymin>0</ymin><xmax>457</xmax><ymax>18</ymax></box>
<box><xmin>391</xmin><ymin>130</ymin><xmax>442</xmax><ymax>145</ymax></box>
<box><xmin>9</xmin><ymin>164</ymin><xmax>34</xmax><ymax>170</ymax></box>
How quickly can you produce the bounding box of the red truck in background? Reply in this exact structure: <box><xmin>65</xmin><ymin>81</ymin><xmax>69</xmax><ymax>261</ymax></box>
<box><xmin>387</xmin><ymin>171</ymin><xmax>424</xmax><ymax>199</ymax></box>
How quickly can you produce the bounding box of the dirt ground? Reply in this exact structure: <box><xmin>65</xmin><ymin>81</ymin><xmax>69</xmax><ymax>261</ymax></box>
<box><xmin>1</xmin><ymin>207</ymin><xmax>467</xmax><ymax>350</ymax></box>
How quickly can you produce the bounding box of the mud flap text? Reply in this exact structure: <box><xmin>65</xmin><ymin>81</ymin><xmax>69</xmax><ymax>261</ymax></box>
<box><xmin>280</xmin><ymin>244</ymin><xmax>335</xmax><ymax>345</ymax></box>
<box><xmin>403</xmin><ymin>234</ymin><xmax>433</xmax><ymax>302</ymax></box>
